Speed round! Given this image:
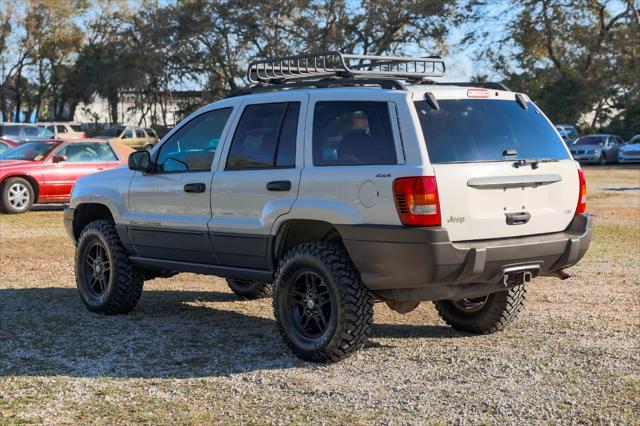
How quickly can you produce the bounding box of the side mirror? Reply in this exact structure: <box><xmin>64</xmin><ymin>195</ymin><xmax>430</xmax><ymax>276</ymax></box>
<box><xmin>128</xmin><ymin>150</ymin><xmax>152</xmax><ymax>172</ymax></box>
<box><xmin>52</xmin><ymin>155</ymin><xmax>67</xmax><ymax>163</ymax></box>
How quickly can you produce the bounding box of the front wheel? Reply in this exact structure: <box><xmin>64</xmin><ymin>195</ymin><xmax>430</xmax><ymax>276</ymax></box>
<box><xmin>1</xmin><ymin>177</ymin><xmax>34</xmax><ymax>214</ymax></box>
<box><xmin>598</xmin><ymin>152</ymin><xmax>607</xmax><ymax>165</ymax></box>
<box><xmin>75</xmin><ymin>219</ymin><xmax>144</xmax><ymax>314</ymax></box>
<box><xmin>434</xmin><ymin>284</ymin><xmax>527</xmax><ymax>334</ymax></box>
<box><xmin>273</xmin><ymin>242</ymin><xmax>374</xmax><ymax>363</ymax></box>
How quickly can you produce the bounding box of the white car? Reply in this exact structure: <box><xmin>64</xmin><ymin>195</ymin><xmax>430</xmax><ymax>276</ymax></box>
<box><xmin>64</xmin><ymin>52</ymin><xmax>592</xmax><ymax>363</ymax></box>
<box><xmin>38</xmin><ymin>122</ymin><xmax>86</xmax><ymax>140</ymax></box>
<box><xmin>618</xmin><ymin>135</ymin><xmax>640</xmax><ymax>163</ymax></box>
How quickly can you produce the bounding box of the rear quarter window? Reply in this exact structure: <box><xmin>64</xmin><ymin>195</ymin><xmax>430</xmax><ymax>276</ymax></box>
<box><xmin>415</xmin><ymin>99</ymin><xmax>569</xmax><ymax>163</ymax></box>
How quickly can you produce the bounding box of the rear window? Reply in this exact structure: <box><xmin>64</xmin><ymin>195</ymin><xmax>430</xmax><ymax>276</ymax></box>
<box><xmin>71</xmin><ymin>125</ymin><xmax>83</xmax><ymax>132</ymax></box>
<box><xmin>415</xmin><ymin>99</ymin><xmax>569</xmax><ymax>163</ymax></box>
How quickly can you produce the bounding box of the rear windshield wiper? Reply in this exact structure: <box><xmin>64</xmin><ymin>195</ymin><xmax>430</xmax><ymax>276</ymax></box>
<box><xmin>513</xmin><ymin>158</ymin><xmax>560</xmax><ymax>169</ymax></box>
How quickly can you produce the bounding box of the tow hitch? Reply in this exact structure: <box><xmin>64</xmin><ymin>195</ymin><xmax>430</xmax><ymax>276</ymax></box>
<box><xmin>502</xmin><ymin>265</ymin><xmax>540</xmax><ymax>287</ymax></box>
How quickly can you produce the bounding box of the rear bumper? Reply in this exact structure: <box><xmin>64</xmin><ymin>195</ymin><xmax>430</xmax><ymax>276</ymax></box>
<box><xmin>336</xmin><ymin>214</ymin><xmax>592</xmax><ymax>301</ymax></box>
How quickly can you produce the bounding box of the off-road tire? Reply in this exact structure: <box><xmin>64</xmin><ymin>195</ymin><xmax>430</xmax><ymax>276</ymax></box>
<box><xmin>75</xmin><ymin>219</ymin><xmax>144</xmax><ymax>314</ymax></box>
<box><xmin>226</xmin><ymin>279</ymin><xmax>272</xmax><ymax>299</ymax></box>
<box><xmin>434</xmin><ymin>284</ymin><xmax>527</xmax><ymax>334</ymax></box>
<box><xmin>1</xmin><ymin>177</ymin><xmax>34</xmax><ymax>214</ymax></box>
<box><xmin>273</xmin><ymin>242</ymin><xmax>374</xmax><ymax>363</ymax></box>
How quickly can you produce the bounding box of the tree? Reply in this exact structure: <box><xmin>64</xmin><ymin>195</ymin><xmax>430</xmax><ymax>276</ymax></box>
<box><xmin>458</xmin><ymin>0</ymin><xmax>640</xmax><ymax>132</ymax></box>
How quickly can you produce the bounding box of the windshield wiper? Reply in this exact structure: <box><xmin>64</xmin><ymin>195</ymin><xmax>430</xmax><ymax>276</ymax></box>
<box><xmin>513</xmin><ymin>158</ymin><xmax>559</xmax><ymax>169</ymax></box>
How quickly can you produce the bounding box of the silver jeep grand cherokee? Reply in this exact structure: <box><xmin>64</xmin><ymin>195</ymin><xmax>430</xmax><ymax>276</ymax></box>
<box><xmin>65</xmin><ymin>52</ymin><xmax>591</xmax><ymax>362</ymax></box>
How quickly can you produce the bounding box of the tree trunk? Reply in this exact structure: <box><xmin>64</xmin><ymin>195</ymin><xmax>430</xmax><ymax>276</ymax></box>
<box><xmin>108</xmin><ymin>90</ymin><xmax>119</xmax><ymax>124</ymax></box>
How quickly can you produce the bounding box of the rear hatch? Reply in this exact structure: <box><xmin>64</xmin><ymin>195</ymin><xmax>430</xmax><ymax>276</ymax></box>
<box><xmin>414</xmin><ymin>89</ymin><xmax>579</xmax><ymax>242</ymax></box>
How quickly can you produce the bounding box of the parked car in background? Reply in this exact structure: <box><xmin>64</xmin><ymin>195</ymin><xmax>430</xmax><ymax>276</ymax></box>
<box><xmin>618</xmin><ymin>135</ymin><xmax>640</xmax><ymax>163</ymax></box>
<box><xmin>555</xmin><ymin>124</ymin><xmax>579</xmax><ymax>144</ymax></box>
<box><xmin>570</xmin><ymin>134</ymin><xmax>623</xmax><ymax>164</ymax></box>
<box><xmin>0</xmin><ymin>124</ymin><xmax>55</xmax><ymax>144</ymax></box>
<box><xmin>0</xmin><ymin>139</ymin><xmax>130</xmax><ymax>213</ymax></box>
<box><xmin>0</xmin><ymin>137</ymin><xmax>19</xmax><ymax>155</ymax></box>
<box><xmin>98</xmin><ymin>125</ymin><xmax>158</xmax><ymax>150</ymax></box>
<box><xmin>144</xmin><ymin>128</ymin><xmax>159</xmax><ymax>140</ymax></box>
<box><xmin>38</xmin><ymin>122</ymin><xmax>87</xmax><ymax>139</ymax></box>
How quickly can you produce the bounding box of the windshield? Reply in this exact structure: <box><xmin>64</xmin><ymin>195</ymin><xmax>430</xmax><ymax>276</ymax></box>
<box><xmin>1</xmin><ymin>125</ymin><xmax>21</xmax><ymax>136</ymax></box>
<box><xmin>574</xmin><ymin>136</ymin><xmax>606</xmax><ymax>146</ymax></box>
<box><xmin>101</xmin><ymin>127</ymin><xmax>124</xmax><ymax>137</ymax></box>
<box><xmin>0</xmin><ymin>141</ymin><xmax>59</xmax><ymax>161</ymax></box>
<box><xmin>414</xmin><ymin>99</ymin><xmax>569</xmax><ymax>163</ymax></box>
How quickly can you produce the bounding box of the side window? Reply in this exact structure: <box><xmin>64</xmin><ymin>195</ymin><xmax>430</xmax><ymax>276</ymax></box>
<box><xmin>135</xmin><ymin>129</ymin><xmax>146</xmax><ymax>138</ymax></box>
<box><xmin>226</xmin><ymin>102</ymin><xmax>300</xmax><ymax>170</ymax></box>
<box><xmin>47</xmin><ymin>126</ymin><xmax>56</xmax><ymax>133</ymax></box>
<box><xmin>56</xmin><ymin>143</ymin><xmax>102</xmax><ymax>163</ymax></box>
<box><xmin>313</xmin><ymin>101</ymin><xmax>397</xmax><ymax>166</ymax></box>
<box><xmin>96</xmin><ymin>143</ymin><xmax>118</xmax><ymax>162</ymax></box>
<box><xmin>156</xmin><ymin>108</ymin><xmax>232</xmax><ymax>173</ymax></box>
<box><xmin>57</xmin><ymin>125</ymin><xmax>68</xmax><ymax>133</ymax></box>
<box><xmin>123</xmin><ymin>130</ymin><xmax>133</xmax><ymax>139</ymax></box>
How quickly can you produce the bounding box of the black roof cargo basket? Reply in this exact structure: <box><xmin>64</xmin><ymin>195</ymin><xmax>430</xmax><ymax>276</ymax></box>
<box><xmin>247</xmin><ymin>51</ymin><xmax>446</xmax><ymax>84</ymax></box>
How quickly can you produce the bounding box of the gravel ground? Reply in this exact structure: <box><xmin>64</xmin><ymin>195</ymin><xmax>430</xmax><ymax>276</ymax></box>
<box><xmin>1</xmin><ymin>165</ymin><xmax>639</xmax><ymax>424</ymax></box>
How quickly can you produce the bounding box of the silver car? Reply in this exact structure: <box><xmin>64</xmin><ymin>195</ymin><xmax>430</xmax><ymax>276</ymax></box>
<box><xmin>618</xmin><ymin>135</ymin><xmax>640</xmax><ymax>163</ymax></box>
<box><xmin>569</xmin><ymin>134</ymin><xmax>623</xmax><ymax>164</ymax></box>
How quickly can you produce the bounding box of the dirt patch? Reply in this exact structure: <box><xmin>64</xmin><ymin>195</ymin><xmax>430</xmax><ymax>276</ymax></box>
<box><xmin>1</xmin><ymin>165</ymin><xmax>639</xmax><ymax>423</ymax></box>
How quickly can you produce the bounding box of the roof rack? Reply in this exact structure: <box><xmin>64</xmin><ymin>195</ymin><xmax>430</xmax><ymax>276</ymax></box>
<box><xmin>228</xmin><ymin>77</ymin><xmax>407</xmax><ymax>98</ymax></box>
<box><xmin>247</xmin><ymin>51</ymin><xmax>446</xmax><ymax>84</ymax></box>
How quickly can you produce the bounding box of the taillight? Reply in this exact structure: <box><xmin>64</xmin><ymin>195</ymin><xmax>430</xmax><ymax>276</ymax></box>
<box><xmin>83</xmin><ymin>132</ymin><xmax>87</xmax><ymax>138</ymax></box>
<box><xmin>576</xmin><ymin>169</ymin><xmax>587</xmax><ymax>214</ymax></box>
<box><xmin>393</xmin><ymin>176</ymin><xmax>441</xmax><ymax>226</ymax></box>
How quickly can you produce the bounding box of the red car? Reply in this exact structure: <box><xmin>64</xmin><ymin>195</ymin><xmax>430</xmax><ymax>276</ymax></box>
<box><xmin>0</xmin><ymin>137</ymin><xmax>19</xmax><ymax>155</ymax></box>
<box><xmin>0</xmin><ymin>139</ymin><xmax>130</xmax><ymax>213</ymax></box>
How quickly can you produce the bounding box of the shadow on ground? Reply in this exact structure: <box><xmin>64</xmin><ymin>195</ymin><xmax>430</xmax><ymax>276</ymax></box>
<box><xmin>0</xmin><ymin>287</ymin><xmax>463</xmax><ymax>378</ymax></box>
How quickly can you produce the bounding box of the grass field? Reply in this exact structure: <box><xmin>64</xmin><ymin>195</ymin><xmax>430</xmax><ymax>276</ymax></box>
<box><xmin>1</xmin><ymin>166</ymin><xmax>639</xmax><ymax>424</ymax></box>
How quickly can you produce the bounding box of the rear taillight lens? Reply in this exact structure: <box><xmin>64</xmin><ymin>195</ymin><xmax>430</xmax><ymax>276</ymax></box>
<box><xmin>393</xmin><ymin>176</ymin><xmax>441</xmax><ymax>226</ymax></box>
<box><xmin>576</xmin><ymin>169</ymin><xmax>587</xmax><ymax>214</ymax></box>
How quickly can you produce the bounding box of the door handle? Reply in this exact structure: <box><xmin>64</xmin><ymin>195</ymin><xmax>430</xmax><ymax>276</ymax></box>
<box><xmin>266</xmin><ymin>180</ymin><xmax>291</xmax><ymax>191</ymax></box>
<box><xmin>184</xmin><ymin>183</ymin><xmax>206</xmax><ymax>193</ymax></box>
<box><xmin>505</xmin><ymin>211</ymin><xmax>531</xmax><ymax>225</ymax></box>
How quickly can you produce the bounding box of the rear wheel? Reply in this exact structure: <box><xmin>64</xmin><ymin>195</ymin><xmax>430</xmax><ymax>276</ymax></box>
<box><xmin>75</xmin><ymin>219</ymin><xmax>144</xmax><ymax>314</ymax></box>
<box><xmin>433</xmin><ymin>284</ymin><xmax>527</xmax><ymax>334</ymax></box>
<box><xmin>1</xmin><ymin>177</ymin><xmax>34</xmax><ymax>214</ymax></box>
<box><xmin>273</xmin><ymin>242</ymin><xmax>374</xmax><ymax>362</ymax></box>
<box><xmin>226</xmin><ymin>279</ymin><xmax>272</xmax><ymax>299</ymax></box>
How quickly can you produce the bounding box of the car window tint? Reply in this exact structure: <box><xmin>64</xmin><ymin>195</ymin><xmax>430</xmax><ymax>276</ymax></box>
<box><xmin>71</xmin><ymin>125</ymin><xmax>83</xmax><ymax>132</ymax></box>
<box><xmin>3</xmin><ymin>126</ymin><xmax>20</xmax><ymax>136</ymax></box>
<box><xmin>313</xmin><ymin>101</ymin><xmax>397</xmax><ymax>166</ymax></box>
<box><xmin>226</xmin><ymin>102</ymin><xmax>299</xmax><ymax>170</ymax></box>
<box><xmin>276</xmin><ymin>103</ymin><xmax>300</xmax><ymax>167</ymax></box>
<box><xmin>46</xmin><ymin>126</ymin><xmax>56</xmax><ymax>133</ymax></box>
<box><xmin>123</xmin><ymin>130</ymin><xmax>133</xmax><ymax>139</ymax></box>
<box><xmin>56</xmin><ymin>143</ymin><xmax>102</xmax><ymax>163</ymax></box>
<box><xmin>136</xmin><ymin>129</ymin><xmax>146</xmax><ymax>138</ymax></box>
<box><xmin>96</xmin><ymin>143</ymin><xmax>118</xmax><ymax>161</ymax></box>
<box><xmin>156</xmin><ymin>108</ymin><xmax>232</xmax><ymax>173</ymax></box>
<box><xmin>23</xmin><ymin>127</ymin><xmax>40</xmax><ymax>136</ymax></box>
<box><xmin>415</xmin><ymin>99</ymin><xmax>569</xmax><ymax>163</ymax></box>
<box><xmin>57</xmin><ymin>125</ymin><xmax>68</xmax><ymax>133</ymax></box>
